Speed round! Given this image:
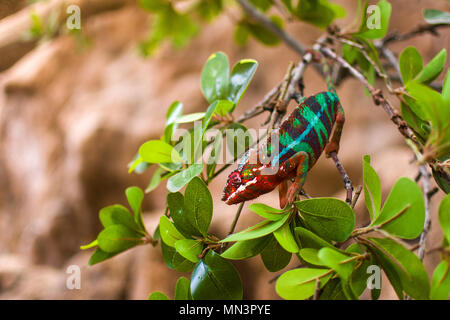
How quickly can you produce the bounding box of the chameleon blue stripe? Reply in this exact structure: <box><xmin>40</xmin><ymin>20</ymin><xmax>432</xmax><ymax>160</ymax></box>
<box><xmin>271</xmin><ymin>106</ymin><xmax>324</xmax><ymax>166</ymax></box>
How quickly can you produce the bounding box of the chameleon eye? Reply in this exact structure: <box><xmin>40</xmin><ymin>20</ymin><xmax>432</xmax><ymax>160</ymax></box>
<box><xmin>229</xmin><ymin>172</ymin><xmax>241</xmax><ymax>186</ymax></box>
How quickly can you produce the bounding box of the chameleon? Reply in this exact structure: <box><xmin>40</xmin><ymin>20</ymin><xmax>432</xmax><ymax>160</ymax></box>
<box><xmin>222</xmin><ymin>53</ymin><xmax>346</xmax><ymax>208</ymax></box>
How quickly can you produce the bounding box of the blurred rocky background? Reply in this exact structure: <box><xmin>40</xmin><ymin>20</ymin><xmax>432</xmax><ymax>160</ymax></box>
<box><xmin>0</xmin><ymin>0</ymin><xmax>448</xmax><ymax>299</ymax></box>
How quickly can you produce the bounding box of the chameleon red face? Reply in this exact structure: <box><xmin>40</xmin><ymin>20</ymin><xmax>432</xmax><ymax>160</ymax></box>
<box><xmin>221</xmin><ymin>170</ymin><xmax>243</xmax><ymax>203</ymax></box>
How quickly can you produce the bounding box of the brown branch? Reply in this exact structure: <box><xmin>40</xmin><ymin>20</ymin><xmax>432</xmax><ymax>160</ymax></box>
<box><xmin>236</xmin><ymin>83</ymin><xmax>281</xmax><ymax>123</ymax></box>
<box><xmin>235</xmin><ymin>0</ymin><xmax>324</xmax><ymax>77</ymax></box>
<box><xmin>351</xmin><ymin>185</ymin><xmax>363</xmax><ymax>209</ymax></box>
<box><xmin>236</xmin><ymin>0</ymin><xmax>307</xmax><ymax>56</ymax></box>
<box><xmin>329</xmin><ymin>151</ymin><xmax>353</xmax><ymax>205</ymax></box>
<box><xmin>417</xmin><ymin>165</ymin><xmax>432</xmax><ymax>261</ymax></box>
<box><xmin>313</xmin><ymin>278</ymin><xmax>321</xmax><ymax>300</ymax></box>
<box><xmin>228</xmin><ymin>202</ymin><xmax>245</xmax><ymax>236</ymax></box>
<box><xmin>382</xmin><ymin>23</ymin><xmax>450</xmax><ymax>46</ymax></box>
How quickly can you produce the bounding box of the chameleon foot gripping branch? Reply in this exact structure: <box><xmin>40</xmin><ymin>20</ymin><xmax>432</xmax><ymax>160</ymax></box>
<box><xmin>222</xmin><ymin>53</ymin><xmax>353</xmax><ymax>208</ymax></box>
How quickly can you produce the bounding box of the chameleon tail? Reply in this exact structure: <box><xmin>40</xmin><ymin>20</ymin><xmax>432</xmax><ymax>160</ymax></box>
<box><xmin>320</xmin><ymin>54</ymin><xmax>336</xmax><ymax>94</ymax></box>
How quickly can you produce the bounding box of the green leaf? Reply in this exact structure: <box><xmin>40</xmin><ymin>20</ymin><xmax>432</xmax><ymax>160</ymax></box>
<box><xmin>294</xmin><ymin>0</ymin><xmax>346</xmax><ymax>29</ymax></box>
<box><xmin>368</xmin><ymin>237</ymin><xmax>430</xmax><ymax>300</ymax></box>
<box><xmin>88</xmin><ymin>248</ymin><xmax>118</xmax><ymax>266</ymax></box>
<box><xmin>221</xmin><ymin>213</ymin><xmax>290</xmax><ymax>242</ymax></box>
<box><xmin>299</xmin><ymin>248</ymin><xmax>326</xmax><ymax>267</ymax></box>
<box><xmin>163</xmin><ymin>101</ymin><xmax>183</xmax><ymax>143</ymax></box>
<box><xmin>399</xmin><ymin>46</ymin><xmax>423</xmax><ymax>85</ymax></box>
<box><xmin>139</xmin><ymin>0</ymin><xmax>167</xmax><ymax>12</ymax></box>
<box><xmin>424</xmin><ymin>9</ymin><xmax>450</xmax><ymax>25</ymax></box>
<box><xmin>184</xmin><ymin>177</ymin><xmax>213</xmax><ymax>236</ymax></box>
<box><xmin>318</xmin><ymin>278</ymin><xmax>346</xmax><ymax>300</ymax></box>
<box><xmin>201</xmin><ymin>52</ymin><xmax>229</xmax><ymax>103</ymax></box>
<box><xmin>97</xmin><ymin>225</ymin><xmax>143</xmax><ymax>253</ymax></box>
<box><xmin>345</xmin><ymin>243</ymin><xmax>377</xmax><ymax>298</ymax></box>
<box><xmin>406</xmin><ymin>81</ymin><xmax>449</xmax><ymax>132</ymax></box>
<box><xmin>245</xmin><ymin>21</ymin><xmax>280</xmax><ymax>46</ymax></box>
<box><xmin>167</xmin><ymin>192</ymin><xmax>201</xmax><ymax>238</ymax></box>
<box><xmin>362</xmin><ymin>155</ymin><xmax>382</xmax><ymax>221</ymax></box>
<box><xmin>197</xmin><ymin>0</ymin><xmax>223</xmax><ymax>21</ymax></box>
<box><xmin>318</xmin><ymin>247</ymin><xmax>357</xmax><ymax>299</ymax></box>
<box><xmin>190</xmin><ymin>250</ymin><xmax>243</xmax><ymax>300</ymax></box>
<box><xmin>165</xmin><ymin>100</ymin><xmax>183</xmax><ymax>124</ymax></box>
<box><xmin>276</xmin><ymin>268</ymin><xmax>332</xmax><ymax>300</ymax></box>
<box><xmin>228</xmin><ymin>59</ymin><xmax>258</xmax><ymax>107</ymax></box>
<box><xmin>249</xmin><ymin>0</ymin><xmax>272</xmax><ymax>11</ymax></box>
<box><xmin>295</xmin><ymin>198</ymin><xmax>355</xmax><ymax>242</ymax></box>
<box><xmin>355</xmin><ymin>0</ymin><xmax>391</xmax><ymax>39</ymax></box>
<box><xmin>443</xmin><ymin>70</ymin><xmax>450</xmax><ymax>103</ymax></box>
<box><xmin>401</xmin><ymin>97</ymin><xmax>429</xmax><ymax>134</ymax></box>
<box><xmin>167</xmin><ymin>163</ymin><xmax>204</xmax><ymax>192</ymax></box>
<box><xmin>202</xmin><ymin>100</ymin><xmax>222</xmax><ymax>131</ymax></box>
<box><xmin>430</xmin><ymin>260</ymin><xmax>450</xmax><ymax>300</ymax></box>
<box><xmin>221</xmin><ymin>236</ymin><xmax>271</xmax><ymax>260</ymax></box>
<box><xmin>148</xmin><ymin>291</ymin><xmax>170</xmax><ymax>300</ymax></box>
<box><xmin>372</xmin><ymin>177</ymin><xmax>425</xmax><ymax>239</ymax></box>
<box><xmin>213</xmin><ymin>100</ymin><xmax>234</xmax><ymax>117</ymax></box>
<box><xmin>295</xmin><ymin>227</ymin><xmax>335</xmax><ymax>250</ymax></box>
<box><xmin>145</xmin><ymin>167</ymin><xmax>164</xmax><ymax>193</ymax></box>
<box><xmin>415</xmin><ymin>49</ymin><xmax>447</xmax><ymax>84</ymax></box>
<box><xmin>234</xmin><ymin>23</ymin><xmax>250</xmax><ymax>46</ymax></box>
<box><xmin>139</xmin><ymin>140</ymin><xmax>183</xmax><ymax>164</ymax></box>
<box><xmin>175</xmin><ymin>277</ymin><xmax>191</xmax><ymax>300</ymax></box>
<box><xmin>248</xmin><ymin>203</ymin><xmax>287</xmax><ymax>221</ymax></box>
<box><xmin>433</xmin><ymin>167</ymin><xmax>450</xmax><ymax>194</ymax></box>
<box><xmin>159</xmin><ymin>215</ymin><xmax>185</xmax><ymax>247</ymax></box>
<box><xmin>175</xmin><ymin>239</ymin><xmax>203</xmax><ymax>263</ymax></box>
<box><xmin>273</xmin><ymin>222</ymin><xmax>299</xmax><ymax>253</ymax></box>
<box><xmin>128</xmin><ymin>154</ymin><xmax>146</xmax><ymax>174</ymax></box>
<box><xmin>161</xmin><ymin>240</ymin><xmax>195</xmax><ymax>272</ymax></box>
<box><xmin>260</xmin><ymin>235</ymin><xmax>291</xmax><ymax>272</ymax></box>
<box><xmin>175</xmin><ymin>112</ymin><xmax>206</xmax><ymax>124</ymax></box>
<box><xmin>125</xmin><ymin>186</ymin><xmax>145</xmax><ymax>232</ymax></box>
<box><xmin>439</xmin><ymin>194</ymin><xmax>450</xmax><ymax>242</ymax></box>
<box><xmin>99</xmin><ymin>205</ymin><xmax>140</xmax><ymax>232</ymax></box>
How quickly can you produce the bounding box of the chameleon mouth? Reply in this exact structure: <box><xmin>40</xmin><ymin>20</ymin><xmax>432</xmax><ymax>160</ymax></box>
<box><xmin>222</xmin><ymin>177</ymin><xmax>258</xmax><ymax>205</ymax></box>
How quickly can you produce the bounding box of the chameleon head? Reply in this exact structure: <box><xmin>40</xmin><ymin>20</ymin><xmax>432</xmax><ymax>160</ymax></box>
<box><xmin>221</xmin><ymin>163</ymin><xmax>280</xmax><ymax>205</ymax></box>
<box><xmin>221</xmin><ymin>170</ymin><xmax>244</xmax><ymax>204</ymax></box>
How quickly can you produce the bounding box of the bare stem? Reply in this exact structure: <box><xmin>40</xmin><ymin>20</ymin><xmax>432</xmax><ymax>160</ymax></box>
<box><xmin>236</xmin><ymin>0</ymin><xmax>307</xmax><ymax>56</ymax></box>
<box><xmin>329</xmin><ymin>151</ymin><xmax>353</xmax><ymax>205</ymax></box>
<box><xmin>417</xmin><ymin>165</ymin><xmax>432</xmax><ymax>261</ymax></box>
<box><xmin>351</xmin><ymin>185</ymin><xmax>363</xmax><ymax>209</ymax></box>
<box><xmin>228</xmin><ymin>202</ymin><xmax>245</xmax><ymax>236</ymax></box>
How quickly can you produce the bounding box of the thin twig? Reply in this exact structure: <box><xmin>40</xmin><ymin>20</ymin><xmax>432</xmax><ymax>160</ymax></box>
<box><xmin>417</xmin><ymin>165</ymin><xmax>432</xmax><ymax>261</ymax></box>
<box><xmin>236</xmin><ymin>0</ymin><xmax>324</xmax><ymax>76</ymax></box>
<box><xmin>236</xmin><ymin>83</ymin><xmax>281</xmax><ymax>123</ymax></box>
<box><xmin>382</xmin><ymin>23</ymin><xmax>450</xmax><ymax>46</ymax></box>
<box><xmin>351</xmin><ymin>185</ymin><xmax>363</xmax><ymax>209</ymax></box>
<box><xmin>236</xmin><ymin>0</ymin><xmax>307</xmax><ymax>56</ymax></box>
<box><xmin>228</xmin><ymin>202</ymin><xmax>245</xmax><ymax>235</ymax></box>
<box><xmin>329</xmin><ymin>151</ymin><xmax>353</xmax><ymax>205</ymax></box>
<box><xmin>313</xmin><ymin>278</ymin><xmax>321</xmax><ymax>300</ymax></box>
